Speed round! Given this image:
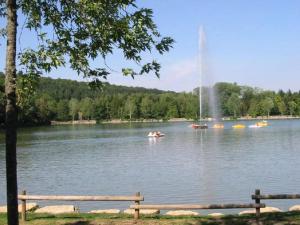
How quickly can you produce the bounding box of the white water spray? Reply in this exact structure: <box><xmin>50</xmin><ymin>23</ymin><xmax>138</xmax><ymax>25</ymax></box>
<box><xmin>198</xmin><ymin>26</ymin><xmax>205</xmax><ymax>121</ymax></box>
<box><xmin>198</xmin><ymin>26</ymin><xmax>220</xmax><ymax>121</ymax></box>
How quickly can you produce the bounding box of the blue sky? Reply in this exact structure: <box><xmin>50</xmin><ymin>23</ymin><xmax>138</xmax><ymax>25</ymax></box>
<box><xmin>1</xmin><ymin>0</ymin><xmax>300</xmax><ymax>92</ymax></box>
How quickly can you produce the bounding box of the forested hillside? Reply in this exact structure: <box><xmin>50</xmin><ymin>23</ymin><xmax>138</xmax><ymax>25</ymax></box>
<box><xmin>0</xmin><ymin>72</ymin><xmax>300</xmax><ymax>126</ymax></box>
<box><xmin>0</xmin><ymin>73</ymin><xmax>197</xmax><ymax>125</ymax></box>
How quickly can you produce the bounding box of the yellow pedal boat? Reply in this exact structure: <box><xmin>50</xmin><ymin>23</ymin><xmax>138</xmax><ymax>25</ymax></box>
<box><xmin>256</xmin><ymin>120</ymin><xmax>268</xmax><ymax>127</ymax></box>
<box><xmin>232</xmin><ymin>124</ymin><xmax>246</xmax><ymax>129</ymax></box>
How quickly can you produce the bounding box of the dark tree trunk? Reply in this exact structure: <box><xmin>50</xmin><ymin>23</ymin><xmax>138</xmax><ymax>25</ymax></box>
<box><xmin>5</xmin><ymin>0</ymin><xmax>18</xmax><ymax>224</ymax></box>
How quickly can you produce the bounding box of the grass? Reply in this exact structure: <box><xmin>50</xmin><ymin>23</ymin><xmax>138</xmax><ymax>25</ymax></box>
<box><xmin>1</xmin><ymin>212</ymin><xmax>300</xmax><ymax>225</ymax></box>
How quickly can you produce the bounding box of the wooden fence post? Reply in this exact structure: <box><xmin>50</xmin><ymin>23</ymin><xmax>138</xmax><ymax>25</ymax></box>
<box><xmin>21</xmin><ymin>190</ymin><xmax>27</xmax><ymax>222</ymax></box>
<box><xmin>255</xmin><ymin>189</ymin><xmax>260</xmax><ymax>219</ymax></box>
<box><xmin>134</xmin><ymin>192</ymin><xmax>140</xmax><ymax>220</ymax></box>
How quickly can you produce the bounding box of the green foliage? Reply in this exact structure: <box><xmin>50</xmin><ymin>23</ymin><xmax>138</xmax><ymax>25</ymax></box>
<box><xmin>226</xmin><ymin>93</ymin><xmax>241</xmax><ymax>118</ymax></box>
<box><xmin>0</xmin><ymin>90</ymin><xmax>5</xmax><ymax>125</ymax></box>
<box><xmin>56</xmin><ymin>100</ymin><xmax>69</xmax><ymax>121</ymax></box>
<box><xmin>248</xmin><ymin>99</ymin><xmax>260</xmax><ymax>117</ymax></box>
<box><xmin>260</xmin><ymin>97</ymin><xmax>274</xmax><ymax>117</ymax></box>
<box><xmin>215</xmin><ymin>82</ymin><xmax>241</xmax><ymax>116</ymax></box>
<box><xmin>140</xmin><ymin>95</ymin><xmax>155</xmax><ymax>119</ymax></box>
<box><xmin>93</xmin><ymin>96</ymin><xmax>111</xmax><ymax>121</ymax></box>
<box><xmin>288</xmin><ymin>101</ymin><xmax>297</xmax><ymax>116</ymax></box>
<box><xmin>80</xmin><ymin>97</ymin><xmax>93</xmax><ymax>120</ymax></box>
<box><xmin>124</xmin><ymin>96</ymin><xmax>137</xmax><ymax>120</ymax></box>
<box><xmin>1</xmin><ymin>73</ymin><xmax>300</xmax><ymax>126</ymax></box>
<box><xmin>69</xmin><ymin>98</ymin><xmax>79</xmax><ymax>120</ymax></box>
<box><xmin>17</xmin><ymin>0</ymin><xmax>174</xmax><ymax>86</ymax></box>
<box><xmin>35</xmin><ymin>93</ymin><xmax>56</xmax><ymax>122</ymax></box>
<box><xmin>16</xmin><ymin>72</ymin><xmax>40</xmax><ymax>109</ymax></box>
<box><xmin>275</xmin><ymin>96</ymin><xmax>287</xmax><ymax>115</ymax></box>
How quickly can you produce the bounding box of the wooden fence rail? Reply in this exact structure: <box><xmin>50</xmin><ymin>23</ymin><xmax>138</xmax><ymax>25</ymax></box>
<box><xmin>130</xmin><ymin>203</ymin><xmax>265</xmax><ymax>210</ymax></box>
<box><xmin>18</xmin><ymin>190</ymin><xmax>143</xmax><ymax>221</ymax></box>
<box><xmin>18</xmin><ymin>195</ymin><xmax>144</xmax><ymax>201</ymax></box>
<box><xmin>252</xmin><ymin>194</ymin><xmax>300</xmax><ymax>200</ymax></box>
<box><xmin>130</xmin><ymin>203</ymin><xmax>266</xmax><ymax>219</ymax></box>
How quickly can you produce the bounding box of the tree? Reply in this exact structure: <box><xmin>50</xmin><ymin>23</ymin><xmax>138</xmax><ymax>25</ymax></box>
<box><xmin>141</xmin><ymin>95</ymin><xmax>154</xmax><ymax>119</ymax></box>
<box><xmin>35</xmin><ymin>93</ymin><xmax>56</xmax><ymax>123</ymax></box>
<box><xmin>56</xmin><ymin>100</ymin><xmax>69</xmax><ymax>121</ymax></box>
<box><xmin>167</xmin><ymin>99</ymin><xmax>179</xmax><ymax>118</ymax></box>
<box><xmin>0</xmin><ymin>73</ymin><xmax>5</xmax><ymax>125</ymax></box>
<box><xmin>3</xmin><ymin>1</ymin><xmax>18</xmax><ymax>224</ymax></box>
<box><xmin>109</xmin><ymin>94</ymin><xmax>124</xmax><ymax>119</ymax></box>
<box><xmin>226</xmin><ymin>93</ymin><xmax>241</xmax><ymax>118</ymax></box>
<box><xmin>215</xmin><ymin>82</ymin><xmax>241</xmax><ymax>116</ymax></box>
<box><xmin>275</xmin><ymin>96</ymin><xmax>287</xmax><ymax>116</ymax></box>
<box><xmin>93</xmin><ymin>96</ymin><xmax>110</xmax><ymax>121</ymax></box>
<box><xmin>124</xmin><ymin>96</ymin><xmax>137</xmax><ymax>120</ymax></box>
<box><xmin>185</xmin><ymin>95</ymin><xmax>198</xmax><ymax>119</ymax></box>
<box><xmin>248</xmin><ymin>99</ymin><xmax>259</xmax><ymax>117</ymax></box>
<box><xmin>156</xmin><ymin>94</ymin><xmax>170</xmax><ymax>118</ymax></box>
<box><xmin>240</xmin><ymin>86</ymin><xmax>254</xmax><ymax>115</ymax></box>
<box><xmin>0</xmin><ymin>90</ymin><xmax>5</xmax><ymax>125</ymax></box>
<box><xmin>68</xmin><ymin>98</ymin><xmax>79</xmax><ymax>121</ymax></box>
<box><xmin>288</xmin><ymin>101</ymin><xmax>297</xmax><ymax>116</ymax></box>
<box><xmin>260</xmin><ymin>97</ymin><xmax>274</xmax><ymax>117</ymax></box>
<box><xmin>1</xmin><ymin>1</ymin><xmax>174</xmax><ymax>224</ymax></box>
<box><xmin>80</xmin><ymin>97</ymin><xmax>93</xmax><ymax>120</ymax></box>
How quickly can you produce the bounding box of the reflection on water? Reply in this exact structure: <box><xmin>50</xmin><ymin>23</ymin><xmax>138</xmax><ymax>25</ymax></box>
<box><xmin>148</xmin><ymin>137</ymin><xmax>164</xmax><ymax>145</ymax></box>
<box><xmin>0</xmin><ymin>120</ymin><xmax>300</xmax><ymax>213</ymax></box>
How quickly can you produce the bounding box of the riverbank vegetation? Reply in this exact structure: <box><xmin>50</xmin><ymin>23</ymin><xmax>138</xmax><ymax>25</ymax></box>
<box><xmin>1</xmin><ymin>212</ymin><xmax>300</xmax><ymax>225</ymax></box>
<box><xmin>1</xmin><ymin>72</ymin><xmax>300</xmax><ymax>126</ymax></box>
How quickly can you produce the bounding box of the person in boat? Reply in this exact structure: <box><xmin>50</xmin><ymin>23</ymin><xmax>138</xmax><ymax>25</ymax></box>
<box><xmin>148</xmin><ymin>131</ymin><xmax>163</xmax><ymax>137</ymax></box>
<box><xmin>152</xmin><ymin>131</ymin><xmax>162</xmax><ymax>137</ymax></box>
<box><xmin>148</xmin><ymin>131</ymin><xmax>158</xmax><ymax>137</ymax></box>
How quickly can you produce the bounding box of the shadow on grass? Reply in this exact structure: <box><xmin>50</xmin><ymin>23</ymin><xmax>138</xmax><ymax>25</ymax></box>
<box><xmin>257</xmin><ymin>211</ymin><xmax>300</xmax><ymax>225</ymax></box>
<box><xmin>195</xmin><ymin>212</ymin><xmax>300</xmax><ymax>225</ymax></box>
<box><xmin>193</xmin><ymin>216</ymin><xmax>253</xmax><ymax>225</ymax></box>
<box><xmin>64</xmin><ymin>221</ymin><xmax>92</xmax><ymax>225</ymax></box>
<box><xmin>12</xmin><ymin>211</ymin><xmax>300</xmax><ymax>225</ymax></box>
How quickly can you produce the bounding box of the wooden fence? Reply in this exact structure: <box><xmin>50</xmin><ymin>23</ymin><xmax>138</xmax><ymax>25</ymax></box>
<box><xmin>252</xmin><ymin>189</ymin><xmax>300</xmax><ymax>217</ymax></box>
<box><xmin>17</xmin><ymin>188</ymin><xmax>300</xmax><ymax>220</ymax></box>
<box><xmin>18</xmin><ymin>190</ymin><xmax>143</xmax><ymax>221</ymax></box>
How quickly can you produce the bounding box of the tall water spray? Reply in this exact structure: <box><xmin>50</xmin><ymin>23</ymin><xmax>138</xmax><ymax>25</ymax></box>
<box><xmin>198</xmin><ymin>27</ymin><xmax>220</xmax><ymax>121</ymax></box>
<box><xmin>198</xmin><ymin>27</ymin><xmax>204</xmax><ymax>121</ymax></box>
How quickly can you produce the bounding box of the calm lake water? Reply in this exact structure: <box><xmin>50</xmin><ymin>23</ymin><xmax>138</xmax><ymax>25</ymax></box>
<box><xmin>0</xmin><ymin>120</ymin><xmax>300</xmax><ymax>213</ymax></box>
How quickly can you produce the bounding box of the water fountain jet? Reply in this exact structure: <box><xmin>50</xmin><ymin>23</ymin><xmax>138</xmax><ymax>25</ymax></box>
<box><xmin>194</xmin><ymin>26</ymin><xmax>223</xmax><ymax>129</ymax></box>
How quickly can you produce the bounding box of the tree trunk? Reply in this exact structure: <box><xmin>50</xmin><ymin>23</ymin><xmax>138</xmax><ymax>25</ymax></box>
<box><xmin>5</xmin><ymin>0</ymin><xmax>18</xmax><ymax>224</ymax></box>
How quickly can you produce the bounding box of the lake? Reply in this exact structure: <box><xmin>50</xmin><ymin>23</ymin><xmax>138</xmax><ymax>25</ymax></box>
<box><xmin>0</xmin><ymin>120</ymin><xmax>300</xmax><ymax>214</ymax></box>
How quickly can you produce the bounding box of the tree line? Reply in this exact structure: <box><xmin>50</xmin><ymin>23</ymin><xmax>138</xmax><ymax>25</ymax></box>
<box><xmin>1</xmin><ymin>73</ymin><xmax>300</xmax><ymax>126</ymax></box>
<box><xmin>214</xmin><ymin>82</ymin><xmax>300</xmax><ymax>118</ymax></box>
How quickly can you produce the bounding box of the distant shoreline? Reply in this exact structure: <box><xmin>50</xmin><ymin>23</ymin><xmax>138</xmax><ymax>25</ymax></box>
<box><xmin>50</xmin><ymin>116</ymin><xmax>300</xmax><ymax>125</ymax></box>
<box><xmin>50</xmin><ymin>118</ymin><xmax>194</xmax><ymax>125</ymax></box>
<box><xmin>233</xmin><ymin>115</ymin><xmax>300</xmax><ymax>121</ymax></box>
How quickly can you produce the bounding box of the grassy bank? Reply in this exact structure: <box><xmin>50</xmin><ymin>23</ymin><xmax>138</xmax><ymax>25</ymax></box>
<box><xmin>1</xmin><ymin>212</ymin><xmax>300</xmax><ymax>225</ymax></box>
